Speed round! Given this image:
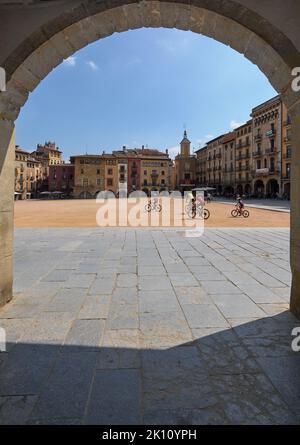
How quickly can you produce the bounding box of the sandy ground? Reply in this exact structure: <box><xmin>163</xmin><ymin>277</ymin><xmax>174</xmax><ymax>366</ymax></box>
<box><xmin>14</xmin><ymin>199</ymin><xmax>290</xmax><ymax>228</ymax></box>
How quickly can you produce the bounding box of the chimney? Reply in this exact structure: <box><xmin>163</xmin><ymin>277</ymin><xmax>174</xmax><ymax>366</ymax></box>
<box><xmin>166</xmin><ymin>149</ymin><xmax>169</xmax><ymax>155</ymax></box>
<box><xmin>142</xmin><ymin>145</ymin><xmax>144</xmax><ymax>150</ymax></box>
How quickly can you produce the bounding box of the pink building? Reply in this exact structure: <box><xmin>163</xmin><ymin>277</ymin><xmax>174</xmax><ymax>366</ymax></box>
<box><xmin>48</xmin><ymin>164</ymin><xmax>74</xmax><ymax>196</ymax></box>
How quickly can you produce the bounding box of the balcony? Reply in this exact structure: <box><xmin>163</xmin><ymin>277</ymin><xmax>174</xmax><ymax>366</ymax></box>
<box><xmin>284</xmin><ymin>135</ymin><xmax>292</xmax><ymax>143</ymax></box>
<box><xmin>252</xmin><ymin>151</ymin><xmax>262</xmax><ymax>158</ymax></box>
<box><xmin>236</xmin><ymin>153</ymin><xmax>250</xmax><ymax>160</ymax></box>
<box><xmin>283</xmin><ymin>119</ymin><xmax>292</xmax><ymax>127</ymax></box>
<box><xmin>266</xmin><ymin>129</ymin><xmax>276</xmax><ymax>137</ymax></box>
<box><xmin>254</xmin><ymin>134</ymin><xmax>262</xmax><ymax>142</ymax></box>
<box><xmin>236</xmin><ymin>165</ymin><xmax>248</xmax><ymax>172</ymax></box>
<box><xmin>282</xmin><ymin>174</ymin><xmax>291</xmax><ymax>180</ymax></box>
<box><xmin>265</xmin><ymin>148</ymin><xmax>277</xmax><ymax>155</ymax></box>
<box><xmin>237</xmin><ymin>141</ymin><xmax>251</xmax><ymax>149</ymax></box>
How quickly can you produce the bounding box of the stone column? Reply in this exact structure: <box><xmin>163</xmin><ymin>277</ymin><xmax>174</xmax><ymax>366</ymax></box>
<box><xmin>0</xmin><ymin>120</ymin><xmax>15</xmax><ymax>307</ymax></box>
<box><xmin>290</xmin><ymin>105</ymin><xmax>300</xmax><ymax>319</ymax></box>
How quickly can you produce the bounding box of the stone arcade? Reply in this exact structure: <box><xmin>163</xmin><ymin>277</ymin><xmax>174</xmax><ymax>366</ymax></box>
<box><xmin>0</xmin><ymin>0</ymin><xmax>300</xmax><ymax>317</ymax></box>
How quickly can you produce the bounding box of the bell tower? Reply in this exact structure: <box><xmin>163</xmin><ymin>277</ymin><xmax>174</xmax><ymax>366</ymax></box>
<box><xmin>180</xmin><ymin>130</ymin><xmax>191</xmax><ymax>157</ymax></box>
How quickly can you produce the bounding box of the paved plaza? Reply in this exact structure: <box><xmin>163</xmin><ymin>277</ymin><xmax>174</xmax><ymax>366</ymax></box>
<box><xmin>0</xmin><ymin>227</ymin><xmax>299</xmax><ymax>424</ymax></box>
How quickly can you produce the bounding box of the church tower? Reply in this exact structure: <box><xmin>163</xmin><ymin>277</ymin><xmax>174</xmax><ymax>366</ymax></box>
<box><xmin>180</xmin><ymin>130</ymin><xmax>191</xmax><ymax>157</ymax></box>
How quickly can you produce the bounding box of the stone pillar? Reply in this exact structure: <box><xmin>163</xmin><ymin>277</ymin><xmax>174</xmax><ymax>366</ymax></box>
<box><xmin>0</xmin><ymin>120</ymin><xmax>15</xmax><ymax>307</ymax></box>
<box><xmin>290</xmin><ymin>105</ymin><xmax>300</xmax><ymax>319</ymax></box>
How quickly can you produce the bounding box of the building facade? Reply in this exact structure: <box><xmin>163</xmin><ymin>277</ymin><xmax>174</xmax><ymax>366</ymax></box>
<box><xmin>15</xmin><ymin>146</ymin><xmax>48</xmax><ymax>199</ymax></box>
<box><xmin>71</xmin><ymin>147</ymin><xmax>172</xmax><ymax>198</ymax></box>
<box><xmin>195</xmin><ymin>94</ymin><xmax>291</xmax><ymax>199</ymax></box>
<box><xmin>48</xmin><ymin>164</ymin><xmax>74</xmax><ymax>196</ymax></box>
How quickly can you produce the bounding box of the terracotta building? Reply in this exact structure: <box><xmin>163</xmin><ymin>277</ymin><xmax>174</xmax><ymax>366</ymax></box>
<box><xmin>48</xmin><ymin>163</ymin><xmax>74</xmax><ymax>196</ymax></box>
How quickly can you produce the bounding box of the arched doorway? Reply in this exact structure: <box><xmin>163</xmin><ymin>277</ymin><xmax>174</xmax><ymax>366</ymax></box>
<box><xmin>236</xmin><ymin>184</ymin><xmax>243</xmax><ymax>196</ymax></box>
<box><xmin>79</xmin><ymin>191</ymin><xmax>92</xmax><ymax>199</ymax></box>
<box><xmin>254</xmin><ymin>180</ymin><xmax>265</xmax><ymax>197</ymax></box>
<box><xmin>0</xmin><ymin>1</ymin><xmax>300</xmax><ymax>319</ymax></box>
<box><xmin>244</xmin><ymin>184</ymin><xmax>252</xmax><ymax>196</ymax></box>
<box><xmin>224</xmin><ymin>186</ymin><xmax>234</xmax><ymax>197</ymax></box>
<box><xmin>266</xmin><ymin>179</ymin><xmax>279</xmax><ymax>198</ymax></box>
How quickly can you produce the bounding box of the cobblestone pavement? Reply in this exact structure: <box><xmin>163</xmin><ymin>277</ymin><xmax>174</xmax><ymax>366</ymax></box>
<box><xmin>0</xmin><ymin>228</ymin><xmax>299</xmax><ymax>425</ymax></box>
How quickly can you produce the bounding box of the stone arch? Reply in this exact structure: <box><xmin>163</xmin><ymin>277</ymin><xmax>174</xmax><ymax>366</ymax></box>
<box><xmin>254</xmin><ymin>179</ymin><xmax>265</xmax><ymax>196</ymax></box>
<box><xmin>244</xmin><ymin>183</ymin><xmax>252</xmax><ymax>195</ymax></box>
<box><xmin>0</xmin><ymin>1</ymin><xmax>300</xmax><ymax>317</ymax></box>
<box><xmin>266</xmin><ymin>178</ymin><xmax>279</xmax><ymax>197</ymax></box>
<box><xmin>236</xmin><ymin>184</ymin><xmax>244</xmax><ymax>196</ymax></box>
<box><xmin>1</xmin><ymin>1</ymin><xmax>300</xmax><ymax>123</ymax></box>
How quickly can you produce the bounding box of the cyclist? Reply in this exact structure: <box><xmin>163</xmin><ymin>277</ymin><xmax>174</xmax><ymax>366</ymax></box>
<box><xmin>196</xmin><ymin>193</ymin><xmax>205</xmax><ymax>208</ymax></box>
<box><xmin>236</xmin><ymin>195</ymin><xmax>244</xmax><ymax>213</ymax></box>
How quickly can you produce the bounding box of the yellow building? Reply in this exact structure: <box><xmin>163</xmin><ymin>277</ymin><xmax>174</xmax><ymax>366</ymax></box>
<box><xmin>234</xmin><ymin>121</ymin><xmax>252</xmax><ymax>196</ymax></box>
<box><xmin>70</xmin><ymin>154</ymin><xmax>104</xmax><ymax>199</ymax></box>
<box><xmin>32</xmin><ymin>141</ymin><xmax>62</xmax><ymax>166</ymax></box>
<box><xmin>251</xmin><ymin>95</ymin><xmax>282</xmax><ymax>197</ymax></box>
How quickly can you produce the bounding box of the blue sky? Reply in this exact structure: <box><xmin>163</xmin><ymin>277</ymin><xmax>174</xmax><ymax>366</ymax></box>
<box><xmin>16</xmin><ymin>28</ymin><xmax>276</xmax><ymax>160</ymax></box>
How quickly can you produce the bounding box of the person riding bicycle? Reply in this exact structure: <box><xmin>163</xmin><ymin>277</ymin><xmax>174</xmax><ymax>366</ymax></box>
<box><xmin>196</xmin><ymin>193</ymin><xmax>205</xmax><ymax>208</ymax></box>
<box><xmin>236</xmin><ymin>195</ymin><xmax>244</xmax><ymax>212</ymax></box>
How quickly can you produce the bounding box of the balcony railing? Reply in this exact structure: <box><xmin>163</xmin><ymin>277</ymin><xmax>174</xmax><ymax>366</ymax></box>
<box><xmin>236</xmin><ymin>153</ymin><xmax>250</xmax><ymax>160</ymax></box>
<box><xmin>282</xmin><ymin>174</ymin><xmax>291</xmax><ymax>180</ymax></box>
<box><xmin>284</xmin><ymin>135</ymin><xmax>292</xmax><ymax>142</ymax></box>
<box><xmin>283</xmin><ymin>119</ymin><xmax>292</xmax><ymax>127</ymax></box>
<box><xmin>265</xmin><ymin>148</ymin><xmax>277</xmax><ymax>155</ymax></box>
<box><xmin>254</xmin><ymin>134</ymin><xmax>262</xmax><ymax>141</ymax></box>
<box><xmin>252</xmin><ymin>151</ymin><xmax>262</xmax><ymax>157</ymax></box>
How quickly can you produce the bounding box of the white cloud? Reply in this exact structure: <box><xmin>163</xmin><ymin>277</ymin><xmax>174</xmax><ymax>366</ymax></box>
<box><xmin>230</xmin><ymin>120</ymin><xmax>244</xmax><ymax>130</ymax></box>
<box><xmin>196</xmin><ymin>134</ymin><xmax>215</xmax><ymax>146</ymax></box>
<box><xmin>63</xmin><ymin>56</ymin><xmax>76</xmax><ymax>67</ymax></box>
<box><xmin>167</xmin><ymin>145</ymin><xmax>180</xmax><ymax>159</ymax></box>
<box><xmin>86</xmin><ymin>60</ymin><xmax>99</xmax><ymax>71</ymax></box>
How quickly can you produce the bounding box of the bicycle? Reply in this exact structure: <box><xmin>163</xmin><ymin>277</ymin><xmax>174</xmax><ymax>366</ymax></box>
<box><xmin>231</xmin><ymin>205</ymin><xmax>250</xmax><ymax>218</ymax></box>
<box><xmin>145</xmin><ymin>200</ymin><xmax>162</xmax><ymax>212</ymax></box>
<box><xmin>188</xmin><ymin>204</ymin><xmax>210</xmax><ymax>220</ymax></box>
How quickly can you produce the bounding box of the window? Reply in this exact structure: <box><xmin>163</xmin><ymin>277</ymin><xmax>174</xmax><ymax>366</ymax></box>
<box><xmin>97</xmin><ymin>169</ymin><xmax>100</xmax><ymax>175</ymax></box>
<box><xmin>107</xmin><ymin>178</ymin><xmax>113</xmax><ymax>186</ymax></box>
<box><xmin>161</xmin><ymin>170</ymin><xmax>165</xmax><ymax>176</ymax></box>
<box><xmin>257</xmin><ymin>160</ymin><xmax>261</xmax><ymax>169</ymax></box>
<box><xmin>96</xmin><ymin>179</ymin><xmax>101</xmax><ymax>185</ymax></box>
<box><xmin>81</xmin><ymin>168</ymin><xmax>84</xmax><ymax>174</ymax></box>
<box><xmin>144</xmin><ymin>170</ymin><xmax>147</xmax><ymax>175</ymax></box>
<box><xmin>264</xmin><ymin>158</ymin><xmax>267</xmax><ymax>169</ymax></box>
<box><xmin>108</xmin><ymin>168</ymin><xmax>113</xmax><ymax>175</ymax></box>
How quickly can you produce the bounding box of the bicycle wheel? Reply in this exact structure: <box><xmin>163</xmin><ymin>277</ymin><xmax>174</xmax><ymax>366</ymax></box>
<box><xmin>243</xmin><ymin>210</ymin><xmax>250</xmax><ymax>218</ymax></box>
<box><xmin>188</xmin><ymin>209</ymin><xmax>196</xmax><ymax>219</ymax></box>
<box><xmin>145</xmin><ymin>203</ymin><xmax>152</xmax><ymax>212</ymax></box>
<box><xmin>203</xmin><ymin>208</ymin><xmax>210</xmax><ymax>220</ymax></box>
<box><xmin>231</xmin><ymin>209</ymin><xmax>238</xmax><ymax>218</ymax></box>
<box><xmin>185</xmin><ymin>204</ymin><xmax>191</xmax><ymax>214</ymax></box>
